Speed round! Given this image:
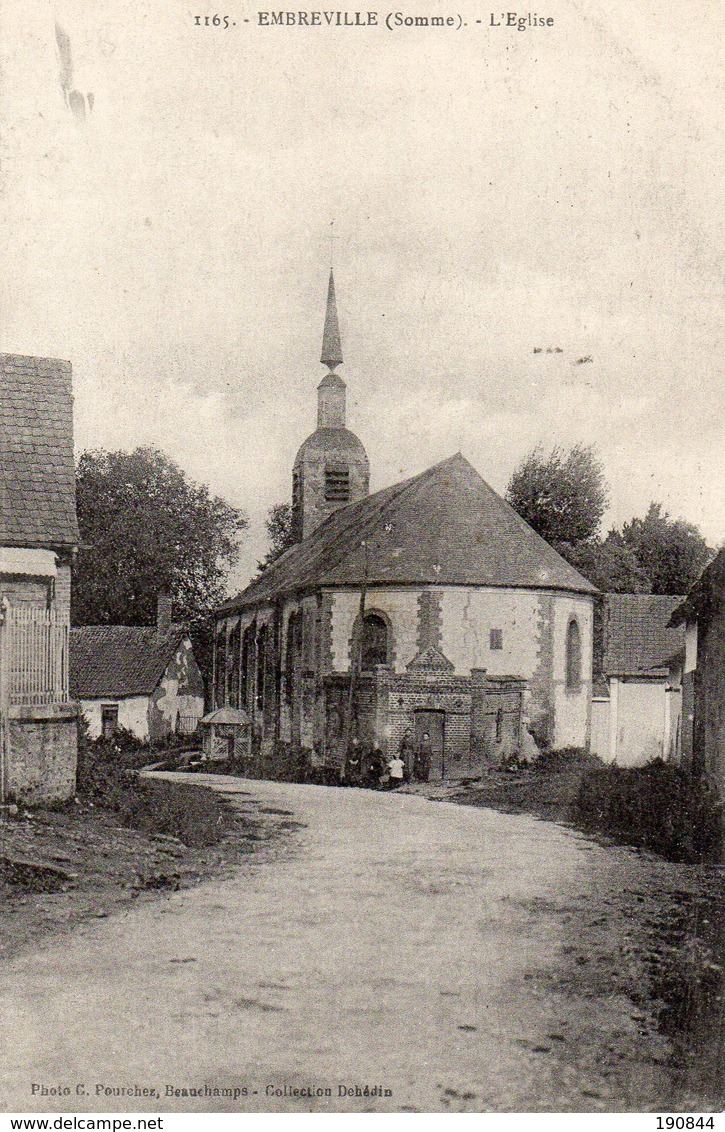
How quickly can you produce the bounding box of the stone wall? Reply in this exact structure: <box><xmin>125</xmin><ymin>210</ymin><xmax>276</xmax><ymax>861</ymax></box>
<box><xmin>6</xmin><ymin>704</ymin><xmax>78</xmax><ymax>803</ymax></box>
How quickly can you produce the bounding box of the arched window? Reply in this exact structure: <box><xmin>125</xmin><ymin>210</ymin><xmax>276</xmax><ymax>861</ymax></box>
<box><xmin>566</xmin><ymin>619</ymin><xmax>582</xmax><ymax>690</ymax></box>
<box><xmin>361</xmin><ymin>613</ymin><xmax>389</xmax><ymax>670</ymax></box>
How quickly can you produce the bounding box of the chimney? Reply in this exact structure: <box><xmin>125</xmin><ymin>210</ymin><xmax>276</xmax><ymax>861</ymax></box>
<box><xmin>156</xmin><ymin>591</ymin><xmax>173</xmax><ymax>633</ymax></box>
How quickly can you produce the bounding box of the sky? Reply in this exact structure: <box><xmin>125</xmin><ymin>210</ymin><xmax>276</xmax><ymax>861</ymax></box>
<box><xmin>1</xmin><ymin>0</ymin><xmax>722</xmax><ymax>590</ymax></box>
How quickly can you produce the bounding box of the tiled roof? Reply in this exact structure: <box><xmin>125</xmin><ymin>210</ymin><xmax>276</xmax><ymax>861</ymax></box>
<box><xmin>602</xmin><ymin>594</ymin><xmax>686</xmax><ymax>677</ymax></box>
<box><xmin>70</xmin><ymin>625</ymin><xmax>187</xmax><ymax>698</ymax></box>
<box><xmin>0</xmin><ymin>354</ymin><xmax>80</xmax><ymax>549</ymax></box>
<box><xmin>222</xmin><ymin>453</ymin><xmax>597</xmax><ymax>612</ymax></box>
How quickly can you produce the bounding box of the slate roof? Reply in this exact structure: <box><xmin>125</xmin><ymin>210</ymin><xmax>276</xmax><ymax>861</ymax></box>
<box><xmin>0</xmin><ymin>354</ymin><xmax>80</xmax><ymax>549</ymax></box>
<box><xmin>222</xmin><ymin>453</ymin><xmax>597</xmax><ymax>612</ymax></box>
<box><xmin>602</xmin><ymin>594</ymin><xmax>686</xmax><ymax>677</ymax></box>
<box><xmin>70</xmin><ymin>625</ymin><xmax>187</xmax><ymax>699</ymax></box>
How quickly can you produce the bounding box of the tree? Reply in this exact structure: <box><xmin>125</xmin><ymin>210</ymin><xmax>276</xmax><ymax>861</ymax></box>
<box><xmin>505</xmin><ymin>444</ymin><xmax>609</xmax><ymax>545</ymax></box>
<box><xmin>257</xmin><ymin>502</ymin><xmax>296</xmax><ymax>572</ymax></box>
<box><xmin>73</xmin><ymin>447</ymin><xmax>248</xmax><ymax>631</ymax></box>
<box><xmin>556</xmin><ymin>535</ymin><xmax>651</xmax><ymax>594</ymax></box>
<box><xmin>620</xmin><ymin>502</ymin><xmax>711</xmax><ymax>595</ymax></box>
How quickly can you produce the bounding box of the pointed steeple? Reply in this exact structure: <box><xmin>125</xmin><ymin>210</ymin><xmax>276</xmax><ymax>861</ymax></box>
<box><xmin>320</xmin><ymin>269</ymin><xmax>343</xmax><ymax>370</ymax></box>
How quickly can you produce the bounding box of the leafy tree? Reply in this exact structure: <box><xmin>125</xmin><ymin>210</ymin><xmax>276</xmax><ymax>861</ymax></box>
<box><xmin>506</xmin><ymin>444</ymin><xmax>609</xmax><ymax>545</ymax></box>
<box><xmin>620</xmin><ymin>503</ymin><xmax>711</xmax><ymax>595</ymax></box>
<box><xmin>73</xmin><ymin>447</ymin><xmax>248</xmax><ymax>632</ymax></box>
<box><xmin>556</xmin><ymin>535</ymin><xmax>651</xmax><ymax>594</ymax></box>
<box><xmin>257</xmin><ymin>502</ymin><xmax>296</xmax><ymax>572</ymax></box>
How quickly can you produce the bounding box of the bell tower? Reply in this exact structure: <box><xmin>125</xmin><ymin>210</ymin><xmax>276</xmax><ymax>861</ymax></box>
<box><xmin>291</xmin><ymin>270</ymin><xmax>370</xmax><ymax>542</ymax></box>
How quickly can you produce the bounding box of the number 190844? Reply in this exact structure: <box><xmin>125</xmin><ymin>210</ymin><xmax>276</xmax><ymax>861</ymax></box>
<box><xmin>657</xmin><ymin>1119</ymin><xmax>715</xmax><ymax>1129</ymax></box>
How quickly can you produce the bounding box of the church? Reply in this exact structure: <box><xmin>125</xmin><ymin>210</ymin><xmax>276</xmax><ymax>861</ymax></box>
<box><xmin>212</xmin><ymin>273</ymin><xmax>597</xmax><ymax>778</ymax></box>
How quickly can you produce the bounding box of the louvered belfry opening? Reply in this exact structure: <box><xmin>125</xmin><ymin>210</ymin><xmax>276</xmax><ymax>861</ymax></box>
<box><xmin>324</xmin><ymin>463</ymin><xmax>351</xmax><ymax>503</ymax></box>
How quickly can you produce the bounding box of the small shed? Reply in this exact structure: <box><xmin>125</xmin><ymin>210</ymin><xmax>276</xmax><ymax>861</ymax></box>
<box><xmin>70</xmin><ymin>619</ymin><xmax>205</xmax><ymax>742</ymax></box>
<box><xmin>200</xmin><ymin>706</ymin><xmax>251</xmax><ymax>763</ymax></box>
<box><xmin>591</xmin><ymin>594</ymin><xmax>685</xmax><ymax>766</ymax></box>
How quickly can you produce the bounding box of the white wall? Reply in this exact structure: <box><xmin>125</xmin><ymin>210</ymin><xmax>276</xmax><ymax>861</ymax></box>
<box><xmin>440</xmin><ymin>588</ymin><xmax>541</xmax><ymax>676</ymax></box>
<box><xmin>81</xmin><ymin>696</ymin><xmax>150</xmax><ymax>741</ymax></box>
<box><xmin>330</xmin><ymin>589</ymin><xmax>419</xmax><ymax>672</ymax></box>
<box><xmin>551</xmin><ymin>593</ymin><xmax>593</xmax><ymax>749</ymax></box>
<box><xmin>591</xmin><ymin>698</ymin><xmax>611</xmax><ymax>761</ymax></box>
<box><xmin>607</xmin><ymin>678</ymin><xmax>668</xmax><ymax>767</ymax></box>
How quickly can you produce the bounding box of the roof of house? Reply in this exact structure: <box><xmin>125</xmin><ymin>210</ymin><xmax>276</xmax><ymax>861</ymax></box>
<box><xmin>221</xmin><ymin>453</ymin><xmax>598</xmax><ymax>612</ymax></box>
<box><xmin>0</xmin><ymin>354</ymin><xmax>80</xmax><ymax>550</ymax></box>
<box><xmin>70</xmin><ymin>625</ymin><xmax>188</xmax><ymax>699</ymax></box>
<box><xmin>602</xmin><ymin>594</ymin><xmax>686</xmax><ymax>677</ymax></box>
<box><xmin>669</xmin><ymin>547</ymin><xmax>725</xmax><ymax>627</ymax></box>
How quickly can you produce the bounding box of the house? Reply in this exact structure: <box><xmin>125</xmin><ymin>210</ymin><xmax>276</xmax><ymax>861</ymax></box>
<box><xmin>0</xmin><ymin>354</ymin><xmax>80</xmax><ymax>802</ymax></box>
<box><xmin>590</xmin><ymin>593</ymin><xmax>685</xmax><ymax>766</ymax></box>
<box><xmin>668</xmin><ymin>548</ymin><xmax>725</xmax><ymax>792</ymax></box>
<box><xmin>212</xmin><ymin>273</ymin><xmax>597</xmax><ymax>780</ymax></box>
<box><xmin>70</xmin><ymin>596</ymin><xmax>205</xmax><ymax>742</ymax></box>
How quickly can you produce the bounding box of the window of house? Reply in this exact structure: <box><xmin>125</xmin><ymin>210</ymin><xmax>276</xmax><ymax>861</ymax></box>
<box><xmin>360</xmin><ymin>613</ymin><xmax>389</xmax><ymax>669</ymax></box>
<box><xmin>101</xmin><ymin>704</ymin><xmax>119</xmax><ymax>740</ymax></box>
<box><xmin>490</xmin><ymin>628</ymin><xmax>503</xmax><ymax>650</ymax></box>
<box><xmin>324</xmin><ymin>464</ymin><xmax>350</xmax><ymax>503</ymax></box>
<box><xmin>566</xmin><ymin>618</ymin><xmax>582</xmax><ymax>690</ymax></box>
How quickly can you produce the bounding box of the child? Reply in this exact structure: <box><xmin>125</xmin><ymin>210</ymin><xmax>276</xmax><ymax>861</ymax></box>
<box><xmin>387</xmin><ymin>753</ymin><xmax>405</xmax><ymax>788</ymax></box>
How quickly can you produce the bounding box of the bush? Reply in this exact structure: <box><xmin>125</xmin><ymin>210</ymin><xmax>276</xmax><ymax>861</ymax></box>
<box><xmin>535</xmin><ymin>746</ymin><xmax>603</xmax><ymax>773</ymax></box>
<box><xmin>576</xmin><ymin>759</ymin><xmax>723</xmax><ymax>862</ymax></box>
<box><xmin>75</xmin><ymin>720</ymin><xmax>232</xmax><ymax>846</ymax></box>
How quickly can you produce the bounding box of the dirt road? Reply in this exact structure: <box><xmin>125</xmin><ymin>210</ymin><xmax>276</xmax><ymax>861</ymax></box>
<box><xmin>1</xmin><ymin>776</ymin><xmax>713</xmax><ymax>1112</ymax></box>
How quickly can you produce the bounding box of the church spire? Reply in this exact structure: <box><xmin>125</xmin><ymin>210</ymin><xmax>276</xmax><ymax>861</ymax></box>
<box><xmin>320</xmin><ymin>269</ymin><xmax>343</xmax><ymax>370</ymax></box>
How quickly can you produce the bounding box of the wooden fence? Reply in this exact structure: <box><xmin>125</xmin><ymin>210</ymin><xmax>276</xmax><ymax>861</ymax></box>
<box><xmin>0</xmin><ymin>604</ymin><xmax>69</xmax><ymax>707</ymax></box>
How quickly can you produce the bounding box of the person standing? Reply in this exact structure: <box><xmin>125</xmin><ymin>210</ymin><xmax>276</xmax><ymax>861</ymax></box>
<box><xmin>399</xmin><ymin>728</ymin><xmax>415</xmax><ymax>782</ymax></box>
<box><xmin>345</xmin><ymin>737</ymin><xmax>362</xmax><ymax>786</ymax></box>
<box><xmin>414</xmin><ymin>731</ymin><xmax>433</xmax><ymax>782</ymax></box>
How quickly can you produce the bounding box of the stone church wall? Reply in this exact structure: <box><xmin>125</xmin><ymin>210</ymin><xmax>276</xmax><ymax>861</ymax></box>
<box><xmin>329</xmin><ymin>589</ymin><xmax>419</xmax><ymax>672</ymax></box>
<box><xmin>551</xmin><ymin>592</ymin><xmax>593</xmax><ymax>749</ymax></box>
<box><xmin>439</xmin><ymin>587</ymin><xmax>540</xmax><ymax>677</ymax></box>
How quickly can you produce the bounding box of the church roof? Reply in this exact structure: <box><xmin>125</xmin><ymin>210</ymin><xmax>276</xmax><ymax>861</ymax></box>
<box><xmin>222</xmin><ymin>453</ymin><xmax>597</xmax><ymax>611</ymax></box>
<box><xmin>293</xmin><ymin>426</ymin><xmax>368</xmax><ymax>466</ymax></box>
<box><xmin>320</xmin><ymin>270</ymin><xmax>343</xmax><ymax>368</ymax></box>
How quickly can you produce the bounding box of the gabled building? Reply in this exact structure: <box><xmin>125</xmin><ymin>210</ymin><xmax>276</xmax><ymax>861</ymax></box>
<box><xmin>212</xmin><ymin>275</ymin><xmax>597</xmax><ymax>779</ymax></box>
<box><xmin>668</xmin><ymin>548</ymin><xmax>725</xmax><ymax>792</ymax></box>
<box><xmin>0</xmin><ymin>354</ymin><xmax>80</xmax><ymax>802</ymax></box>
<box><xmin>70</xmin><ymin>597</ymin><xmax>205</xmax><ymax>742</ymax></box>
<box><xmin>589</xmin><ymin>593</ymin><xmax>685</xmax><ymax>766</ymax></box>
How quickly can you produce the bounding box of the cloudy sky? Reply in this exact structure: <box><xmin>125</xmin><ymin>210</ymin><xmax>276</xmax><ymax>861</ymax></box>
<box><xmin>1</xmin><ymin>0</ymin><xmax>722</xmax><ymax>587</ymax></box>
